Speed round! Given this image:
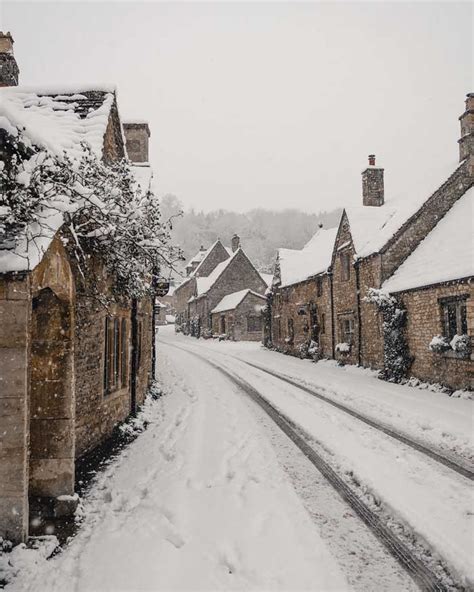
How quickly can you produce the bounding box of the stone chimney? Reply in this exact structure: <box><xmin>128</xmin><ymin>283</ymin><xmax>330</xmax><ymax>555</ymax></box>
<box><xmin>231</xmin><ymin>233</ymin><xmax>240</xmax><ymax>252</ymax></box>
<box><xmin>0</xmin><ymin>32</ymin><xmax>19</xmax><ymax>87</ymax></box>
<box><xmin>362</xmin><ymin>154</ymin><xmax>384</xmax><ymax>207</ymax></box>
<box><xmin>458</xmin><ymin>93</ymin><xmax>474</xmax><ymax>162</ymax></box>
<box><xmin>123</xmin><ymin>121</ymin><xmax>151</xmax><ymax>163</ymax></box>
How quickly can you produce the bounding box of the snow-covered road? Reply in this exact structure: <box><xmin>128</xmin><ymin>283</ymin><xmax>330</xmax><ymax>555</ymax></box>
<box><xmin>5</xmin><ymin>327</ymin><xmax>472</xmax><ymax>591</ymax></box>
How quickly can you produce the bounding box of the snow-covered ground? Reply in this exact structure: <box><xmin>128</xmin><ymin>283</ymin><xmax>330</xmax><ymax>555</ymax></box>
<box><xmin>4</xmin><ymin>335</ymin><xmax>350</xmax><ymax>591</ymax></box>
<box><xmin>4</xmin><ymin>327</ymin><xmax>473</xmax><ymax>591</ymax></box>
<box><xmin>158</xmin><ymin>328</ymin><xmax>474</xmax><ymax>587</ymax></box>
<box><xmin>165</xmin><ymin>329</ymin><xmax>473</xmax><ymax>464</ymax></box>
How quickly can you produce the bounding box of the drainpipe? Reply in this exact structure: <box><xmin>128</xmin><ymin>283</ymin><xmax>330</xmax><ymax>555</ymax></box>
<box><xmin>151</xmin><ymin>296</ymin><xmax>156</xmax><ymax>381</ymax></box>
<box><xmin>130</xmin><ymin>298</ymin><xmax>138</xmax><ymax>415</ymax></box>
<box><xmin>355</xmin><ymin>260</ymin><xmax>362</xmax><ymax>366</ymax></box>
<box><xmin>329</xmin><ymin>267</ymin><xmax>335</xmax><ymax>359</ymax></box>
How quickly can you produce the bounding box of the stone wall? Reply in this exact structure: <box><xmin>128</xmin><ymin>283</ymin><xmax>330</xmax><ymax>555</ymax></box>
<box><xmin>211</xmin><ymin>292</ymin><xmax>266</xmax><ymax>341</ymax></box>
<box><xmin>0</xmin><ymin>274</ymin><xmax>30</xmax><ymax>543</ymax></box>
<box><xmin>201</xmin><ymin>250</ymin><xmax>267</xmax><ymax>330</ymax></box>
<box><xmin>122</xmin><ymin>122</ymin><xmax>150</xmax><ymax>163</ymax></box>
<box><xmin>358</xmin><ymin>256</ymin><xmax>384</xmax><ymax>369</ymax></box>
<box><xmin>196</xmin><ymin>241</ymin><xmax>229</xmax><ymax>277</ymax></box>
<box><xmin>331</xmin><ymin>215</ymin><xmax>359</xmax><ymax>365</ymax></box>
<box><xmin>271</xmin><ymin>275</ymin><xmax>333</xmax><ymax>358</ymax></box>
<box><xmin>72</xmin><ymin>258</ymin><xmax>153</xmax><ymax>459</ymax></box>
<box><xmin>399</xmin><ymin>281</ymin><xmax>473</xmax><ymax>390</ymax></box>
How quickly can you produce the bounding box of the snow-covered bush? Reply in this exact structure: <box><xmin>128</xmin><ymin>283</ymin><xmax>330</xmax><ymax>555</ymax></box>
<box><xmin>0</xmin><ymin>132</ymin><xmax>182</xmax><ymax>299</ymax></box>
<box><xmin>450</xmin><ymin>334</ymin><xmax>471</xmax><ymax>356</ymax></box>
<box><xmin>365</xmin><ymin>288</ymin><xmax>411</xmax><ymax>382</ymax></box>
<box><xmin>429</xmin><ymin>335</ymin><xmax>450</xmax><ymax>353</ymax></box>
<box><xmin>335</xmin><ymin>342</ymin><xmax>350</xmax><ymax>354</ymax></box>
<box><xmin>201</xmin><ymin>328</ymin><xmax>212</xmax><ymax>339</ymax></box>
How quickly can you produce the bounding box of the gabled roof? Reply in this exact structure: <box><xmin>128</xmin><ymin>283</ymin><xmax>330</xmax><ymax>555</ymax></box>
<box><xmin>0</xmin><ymin>85</ymin><xmax>118</xmax><ymax>160</ymax></box>
<box><xmin>277</xmin><ymin>227</ymin><xmax>338</xmax><ymax>288</ymax></box>
<box><xmin>0</xmin><ymin>85</ymin><xmax>126</xmax><ymax>274</ymax></box>
<box><xmin>344</xmin><ymin>159</ymin><xmax>462</xmax><ymax>259</ymax></box>
<box><xmin>382</xmin><ymin>186</ymin><xmax>474</xmax><ymax>293</ymax></box>
<box><xmin>195</xmin><ymin>250</ymin><xmax>239</xmax><ymax>296</ymax></box>
<box><xmin>211</xmin><ymin>289</ymin><xmax>266</xmax><ymax>314</ymax></box>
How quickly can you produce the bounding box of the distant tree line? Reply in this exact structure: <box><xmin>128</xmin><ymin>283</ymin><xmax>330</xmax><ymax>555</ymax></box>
<box><xmin>160</xmin><ymin>194</ymin><xmax>341</xmax><ymax>277</ymax></box>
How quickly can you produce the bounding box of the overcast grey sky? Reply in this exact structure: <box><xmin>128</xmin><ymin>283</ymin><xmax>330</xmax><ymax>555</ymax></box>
<box><xmin>1</xmin><ymin>1</ymin><xmax>472</xmax><ymax>213</ymax></box>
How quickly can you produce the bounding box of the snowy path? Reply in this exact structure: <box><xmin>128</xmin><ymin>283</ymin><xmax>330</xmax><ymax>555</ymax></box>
<box><xmin>159</xmin><ymin>329</ymin><xmax>474</xmax><ymax>588</ymax></box>
<box><xmin>8</xmin><ymin>338</ymin><xmax>354</xmax><ymax>591</ymax></box>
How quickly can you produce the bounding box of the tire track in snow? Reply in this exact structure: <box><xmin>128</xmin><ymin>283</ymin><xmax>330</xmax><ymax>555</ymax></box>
<box><xmin>164</xmin><ymin>338</ymin><xmax>473</xmax><ymax>481</ymax></box>
<box><xmin>166</xmin><ymin>342</ymin><xmax>462</xmax><ymax>592</ymax></box>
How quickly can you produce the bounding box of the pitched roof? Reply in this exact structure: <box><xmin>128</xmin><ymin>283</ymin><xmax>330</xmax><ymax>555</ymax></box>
<box><xmin>0</xmin><ymin>85</ymin><xmax>117</xmax><ymax>160</ymax></box>
<box><xmin>195</xmin><ymin>250</ymin><xmax>239</xmax><ymax>296</ymax></box>
<box><xmin>345</xmin><ymin>159</ymin><xmax>461</xmax><ymax>258</ymax></box>
<box><xmin>211</xmin><ymin>289</ymin><xmax>266</xmax><ymax>314</ymax></box>
<box><xmin>277</xmin><ymin>227</ymin><xmax>338</xmax><ymax>288</ymax></box>
<box><xmin>382</xmin><ymin>186</ymin><xmax>474</xmax><ymax>293</ymax></box>
<box><xmin>0</xmin><ymin>85</ymin><xmax>122</xmax><ymax>274</ymax></box>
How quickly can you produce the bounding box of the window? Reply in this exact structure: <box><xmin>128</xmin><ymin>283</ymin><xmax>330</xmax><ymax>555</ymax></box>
<box><xmin>137</xmin><ymin>321</ymin><xmax>143</xmax><ymax>370</ymax></box>
<box><xmin>320</xmin><ymin>313</ymin><xmax>326</xmax><ymax>335</ymax></box>
<box><xmin>340</xmin><ymin>252</ymin><xmax>351</xmax><ymax>281</ymax></box>
<box><xmin>247</xmin><ymin>316</ymin><xmax>262</xmax><ymax>333</ymax></box>
<box><xmin>220</xmin><ymin>315</ymin><xmax>226</xmax><ymax>334</ymax></box>
<box><xmin>440</xmin><ymin>297</ymin><xmax>467</xmax><ymax>340</ymax></box>
<box><xmin>340</xmin><ymin>317</ymin><xmax>355</xmax><ymax>345</ymax></box>
<box><xmin>316</xmin><ymin>277</ymin><xmax>323</xmax><ymax>297</ymax></box>
<box><xmin>287</xmin><ymin>318</ymin><xmax>294</xmax><ymax>342</ymax></box>
<box><xmin>104</xmin><ymin>315</ymin><xmax>129</xmax><ymax>395</ymax></box>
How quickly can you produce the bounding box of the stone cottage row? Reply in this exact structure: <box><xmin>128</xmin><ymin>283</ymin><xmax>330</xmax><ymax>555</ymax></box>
<box><xmin>0</xmin><ymin>34</ymin><xmax>163</xmax><ymax>543</ymax></box>
<box><xmin>174</xmin><ymin>235</ymin><xmax>270</xmax><ymax>341</ymax></box>
<box><xmin>267</xmin><ymin>94</ymin><xmax>473</xmax><ymax>391</ymax></box>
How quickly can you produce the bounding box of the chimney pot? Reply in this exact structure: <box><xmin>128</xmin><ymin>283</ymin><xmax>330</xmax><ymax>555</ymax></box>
<box><xmin>0</xmin><ymin>31</ymin><xmax>19</xmax><ymax>87</ymax></box>
<box><xmin>362</xmin><ymin>155</ymin><xmax>384</xmax><ymax>207</ymax></box>
<box><xmin>458</xmin><ymin>92</ymin><xmax>474</xmax><ymax>163</ymax></box>
<box><xmin>123</xmin><ymin>121</ymin><xmax>151</xmax><ymax>163</ymax></box>
<box><xmin>231</xmin><ymin>233</ymin><xmax>240</xmax><ymax>253</ymax></box>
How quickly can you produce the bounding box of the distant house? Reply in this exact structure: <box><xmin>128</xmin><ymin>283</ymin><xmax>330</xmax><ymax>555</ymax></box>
<box><xmin>174</xmin><ymin>238</ymin><xmax>231</xmax><ymax>327</ymax></box>
<box><xmin>0</xmin><ymin>35</ymin><xmax>158</xmax><ymax>543</ymax></box>
<box><xmin>188</xmin><ymin>243</ymin><xmax>268</xmax><ymax>337</ymax></box>
<box><xmin>175</xmin><ymin>234</ymin><xmax>268</xmax><ymax>338</ymax></box>
<box><xmin>270</xmin><ymin>227</ymin><xmax>337</xmax><ymax>358</ymax></box>
<box><xmin>269</xmin><ymin>93</ymin><xmax>473</xmax><ymax>390</ymax></box>
<box><xmin>211</xmin><ymin>289</ymin><xmax>266</xmax><ymax>341</ymax></box>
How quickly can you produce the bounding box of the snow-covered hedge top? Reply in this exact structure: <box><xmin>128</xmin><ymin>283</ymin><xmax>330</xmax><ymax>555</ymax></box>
<box><xmin>383</xmin><ymin>187</ymin><xmax>474</xmax><ymax>293</ymax></box>
<box><xmin>277</xmin><ymin>227</ymin><xmax>338</xmax><ymax>288</ymax></box>
<box><xmin>0</xmin><ymin>86</ymin><xmax>115</xmax><ymax>160</ymax></box>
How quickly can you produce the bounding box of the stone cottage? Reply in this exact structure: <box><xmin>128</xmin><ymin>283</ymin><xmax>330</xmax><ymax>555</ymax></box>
<box><xmin>269</xmin><ymin>93</ymin><xmax>473</xmax><ymax>390</ymax></box>
<box><xmin>174</xmin><ymin>238</ymin><xmax>231</xmax><ymax>328</ymax></box>
<box><xmin>187</xmin><ymin>241</ymin><xmax>268</xmax><ymax>337</ymax></box>
<box><xmin>211</xmin><ymin>289</ymin><xmax>267</xmax><ymax>341</ymax></box>
<box><xmin>270</xmin><ymin>227</ymin><xmax>337</xmax><ymax>358</ymax></box>
<box><xmin>0</xmin><ymin>36</ymin><xmax>157</xmax><ymax>543</ymax></box>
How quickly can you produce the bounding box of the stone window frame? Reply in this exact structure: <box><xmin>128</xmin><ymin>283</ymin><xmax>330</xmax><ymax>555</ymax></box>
<box><xmin>104</xmin><ymin>314</ymin><xmax>129</xmax><ymax>396</ymax></box>
<box><xmin>438</xmin><ymin>294</ymin><xmax>468</xmax><ymax>341</ymax></box>
<box><xmin>340</xmin><ymin>252</ymin><xmax>351</xmax><ymax>282</ymax></box>
<box><xmin>247</xmin><ymin>315</ymin><xmax>262</xmax><ymax>333</ymax></box>
<box><xmin>320</xmin><ymin>313</ymin><xmax>326</xmax><ymax>335</ymax></box>
<box><xmin>338</xmin><ymin>314</ymin><xmax>355</xmax><ymax>345</ymax></box>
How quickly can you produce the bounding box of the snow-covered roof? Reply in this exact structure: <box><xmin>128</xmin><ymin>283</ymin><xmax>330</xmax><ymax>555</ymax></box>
<box><xmin>278</xmin><ymin>227</ymin><xmax>338</xmax><ymax>288</ymax></box>
<box><xmin>345</xmin><ymin>159</ymin><xmax>461</xmax><ymax>258</ymax></box>
<box><xmin>186</xmin><ymin>246</ymin><xmax>208</xmax><ymax>267</ymax></box>
<box><xmin>260</xmin><ymin>273</ymin><xmax>273</xmax><ymax>287</ymax></box>
<box><xmin>211</xmin><ymin>289</ymin><xmax>266</xmax><ymax>314</ymax></box>
<box><xmin>383</xmin><ymin>187</ymin><xmax>474</xmax><ymax>293</ymax></box>
<box><xmin>0</xmin><ymin>85</ymin><xmax>116</xmax><ymax>160</ymax></box>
